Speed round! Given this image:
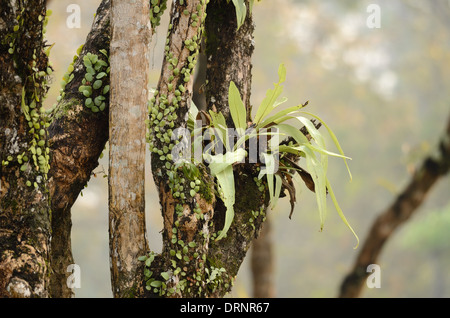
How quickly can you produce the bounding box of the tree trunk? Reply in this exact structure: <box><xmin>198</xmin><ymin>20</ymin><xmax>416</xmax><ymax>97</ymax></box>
<box><xmin>47</xmin><ymin>0</ymin><xmax>111</xmax><ymax>297</ymax></box>
<box><xmin>205</xmin><ymin>0</ymin><xmax>254</xmax><ymax>127</ymax></box>
<box><xmin>251</xmin><ymin>216</ymin><xmax>275</xmax><ymax>298</ymax></box>
<box><xmin>0</xmin><ymin>0</ymin><xmax>297</xmax><ymax>299</ymax></box>
<box><xmin>0</xmin><ymin>0</ymin><xmax>51</xmax><ymax>298</ymax></box>
<box><xmin>203</xmin><ymin>0</ymin><xmax>266</xmax><ymax>290</ymax></box>
<box><xmin>141</xmin><ymin>0</ymin><xmax>272</xmax><ymax>298</ymax></box>
<box><xmin>339</xmin><ymin>114</ymin><xmax>450</xmax><ymax>298</ymax></box>
<box><xmin>108</xmin><ymin>0</ymin><xmax>151</xmax><ymax>298</ymax></box>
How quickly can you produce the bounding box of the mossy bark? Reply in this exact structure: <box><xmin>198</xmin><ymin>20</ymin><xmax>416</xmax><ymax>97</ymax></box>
<box><xmin>47</xmin><ymin>0</ymin><xmax>111</xmax><ymax>298</ymax></box>
<box><xmin>204</xmin><ymin>0</ymin><xmax>270</xmax><ymax>297</ymax></box>
<box><xmin>0</xmin><ymin>0</ymin><xmax>51</xmax><ymax>298</ymax></box>
<box><xmin>142</xmin><ymin>0</ymin><xmax>271</xmax><ymax>298</ymax></box>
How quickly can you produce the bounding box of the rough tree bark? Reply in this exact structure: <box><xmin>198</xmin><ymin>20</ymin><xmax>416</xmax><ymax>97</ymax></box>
<box><xmin>251</xmin><ymin>217</ymin><xmax>275</xmax><ymax>298</ymax></box>
<box><xmin>1</xmin><ymin>0</ymin><xmax>299</xmax><ymax>298</ymax></box>
<box><xmin>47</xmin><ymin>0</ymin><xmax>111</xmax><ymax>297</ymax></box>
<box><xmin>205</xmin><ymin>0</ymin><xmax>254</xmax><ymax>127</ymax></box>
<box><xmin>339</xmin><ymin>114</ymin><xmax>450</xmax><ymax>298</ymax></box>
<box><xmin>108</xmin><ymin>0</ymin><xmax>151</xmax><ymax>298</ymax></box>
<box><xmin>0</xmin><ymin>0</ymin><xmax>51</xmax><ymax>298</ymax></box>
<box><xmin>203</xmin><ymin>0</ymin><xmax>272</xmax><ymax>293</ymax></box>
<box><xmin>141</xmin><ymin>0</ymin><xmax>273</xmax><ymax>298</ymax></box>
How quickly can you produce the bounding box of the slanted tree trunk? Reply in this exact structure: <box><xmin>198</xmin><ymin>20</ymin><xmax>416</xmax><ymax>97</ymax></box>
<box><xmin>339</xmin><ymin>114</ymin><xmax>450</xmax><ymax>298</ymax></box>
<box><xmin>0</xmin><ymin>0</ymin><xmax>51</xmax><ymax>298</ymax></box>
<box><xmin>47</xmin><ymin>0</ymin><xmax>111</xmax><ymax>297</ymax></box>
<box><xmin>108</xmin><ymin>0</ymin><xmax>151</xmax><ymax>298</ymax></box>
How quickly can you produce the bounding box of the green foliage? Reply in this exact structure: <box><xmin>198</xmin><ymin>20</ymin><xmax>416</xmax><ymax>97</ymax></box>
<box><xmin>228</xmin><ymin>81</ymin><xmax>247</xmax><ymax>130</ymax></box>
<box><xmin>205</xmin><ymin>149</ymin><xmax>246</xmax><ymax>240</ymax></box>
<box><xmin>149</xmin><ymin>0</ymin><xmax>168</xmax><ymax>28</ymax></box>
<box><xmin>2</xmin><ymin>8</ymin><xmax>54</xmax><ymax>188</ymax></box>
<box><xmin>231</xmin><ymin>0</ymin><xmax>247</xmax><ymax>30</ymax></box>
<box><xmin>228</xmin><ymin>0</ymin><xmax>261</xmax><ymax>30</ymax></box>
<box><xmin>77</xmin><ymin>50</ymin><xmax>110</xmax><ymax>113</ymax></box>
<box><xmin>192</xmin><ymin>64</ymin><xmax>358</xmax><ymax>247</ymax></box>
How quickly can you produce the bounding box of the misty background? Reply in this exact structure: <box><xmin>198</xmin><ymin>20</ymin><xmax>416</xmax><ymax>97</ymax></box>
<box><xmin>44</xmin><ymin>0</ymin><xmax>450</xmax><ymax>297</ymax></box>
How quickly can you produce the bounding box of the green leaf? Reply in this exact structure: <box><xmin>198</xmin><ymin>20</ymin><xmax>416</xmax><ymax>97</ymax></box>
<box><xmin>214</xmin><ymin>165</ymin><xmax>235</xmax><ymax>241</ymax></box>
<box><xmin>300</xmin><ymin>145</ymin><xmax>327</xmax><ymax>230</ymax></box>
<box><xmin>278</xmin><ymin>145</ymin><xmax>303</xmax><ymax>156</ymax></box>
<box><xmin>209</xmin><ymin>110</ymin><xmax>228</xmax><ymax>150</ymax></box>
<box><xmin>206</xmin><ymin>149</ymin><xmax>246</xmax><ymax>241</ymax></box>
<box><xmin>160</xmin><ymin>272</ymin><xmax>170</xmax><ymax>281</ymax></box>
<box><xmin>253</xmin><ymin>64</ymin><xmax>287</xmax><ymax>125</ymax></box>
<box><xmin>231</xmin><ymin>0</ymin><xmax>246</xmax><ymax>30</ymax></box>
<box><xmin>228</xmin><ymin>81</ymin><xmax>247</xmax><ymax>131</ymax></box>
<box><xmin>150</xmin><ymin>280</ymin><xmax>162</xmax><ymax>288</ymax></box>
<box><xmin>326</xmin><ymin>179</ymin><xmax>359</xmax><ymax>249</ymax></box>
<box><xmin>93</xmin><ymin>80</ymin><xmax>102</xmax><ymax>90</ymax></box>
<box><xmin>85</xmin><ymin>98</ymin><xmax>93</xmax><ymax>107</ymax></box>
<box><xmin>83</xmin><ymin>56</ymin><xmax>92</xmax><ymax>68</ymax></box>
<box><xmin>89</xmin><ymin>54</ymin><xmax>98</xmax><ymax>64</ymax></box>
<box><xmin>187</xmin><ymin>101</ymin><xmax>199</xmax><ymax>131</ymax></box>
<box><xmin>188</xmin><ymin>241</ymin><xmax>196</xmax><ymax>248</ymax></box>
<box><xmin>275</xmin><ymin>123</ymin><xmax>309</xmax><ymax>146</ymax></box>
<box><xmin>299</xmin><ymin>111</ymin><xmax>352</xmax><ymax>181</ymax></box>
<box><xmin>273</xmin><ymin>174</ymin><xmax>282</xmax><ymax>208</ymax></box>
<box><xmin>99</xmin><ymin>49</ymin><xmax>108</xmax><ymax>57</ymax></box>
<box><xmin>303</xmin><ymin>143</ymin><xmax>351</xmax><ymax>160</ymax></box>
<box><xmin>83</xmin><ymin>89</ymin><xmax>92</xmax><ymax>98</ymax></box>
<box><xmin>86</xmin><ymin>66</ymin><xmax>95</xmax><ymax>75</ymax></box>
<box><xmin>85</xmin><ymin>73</ymin><xmax>93</xmax><ymax>82</ymax></box>
<box><xmin>96</xmin><ymin>72</ymin><xmax>107</xmax><ymax>79</ymax></box>
<box><xmin>296</xmin><ymin>116</ymin><xmax>325</xmax><ymax>148</ymax></box>
<box><xmin>256</xmin><ymin>104</ymin><xmax>306</xmax><ymax>129</ymax></box>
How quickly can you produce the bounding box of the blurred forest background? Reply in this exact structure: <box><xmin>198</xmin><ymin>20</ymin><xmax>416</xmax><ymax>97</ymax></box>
<box><xmin>44</xmin><ymin>0</ymin><xmax>449</xmax><ymax>297</ymax></box>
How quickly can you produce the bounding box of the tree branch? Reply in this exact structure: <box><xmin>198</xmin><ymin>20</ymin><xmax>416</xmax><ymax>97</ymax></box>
<box><xmin>47</xmin><ymin>0</ymin><xmax>111</xmax><ymax>298</ymax></box>
<box><xmin>339</xmin><ymin>114</ymin><xmax>450</xmax><ymax>298</ymax></box>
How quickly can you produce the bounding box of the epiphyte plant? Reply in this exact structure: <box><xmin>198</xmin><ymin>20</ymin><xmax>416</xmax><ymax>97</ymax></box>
<box><xmin>78</xmin><ymin>50</ymin><xmax>110</xmax><ymax>113</ymax></box>
<box><xmin>184</xmin><ymin>63</ymin><xmax>359</xmax><ymax>246</ymax></box>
